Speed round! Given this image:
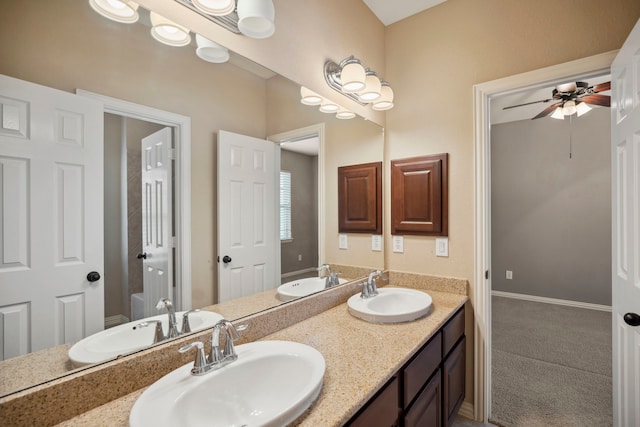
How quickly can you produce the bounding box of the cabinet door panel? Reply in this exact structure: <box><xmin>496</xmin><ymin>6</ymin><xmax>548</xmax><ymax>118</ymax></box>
<box><xmin>404</xmin><ymin>333</ymin><xmax>442</xmax><ymax>408</ymax></box>
<box><xmin>443</xmin><ymin>336</ymin><xmax>466</xmax><ymax>427</ymax></box>
<box><xmin>348</xmin><ymin>376</ymin><xmax>399</xmax><ymax>427</ymax></box>
<box><xmin>405</xmin><ymin>370</ymin><xmax>442</xmax><ymax>427</ymax></box>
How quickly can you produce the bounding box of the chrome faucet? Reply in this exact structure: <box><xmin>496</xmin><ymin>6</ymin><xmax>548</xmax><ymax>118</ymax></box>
<box><xmin>179</xmin><ymin>319</ymin><xmax>244</xmax><ymax>376</ymax></box>
<box><xmin>361</xmin><ymin>270</ymin><xmax>387</xmax><ymax>299</ymax></box>
<box><xmin>181</xmin><ymin>309</ymin><xmax>201</xmax><ymax>334</ymax></box>
<box><xmin>317</xmin><ymin>264</ymin><xmax>341</xmax><ymax>288</ymax></box>
<box><xmin>156</xmin><ymin>298</ymin><xmax>180</xmax><ymax>338</ymax></box>
<box><xmin>132</xmin><ymin>320</ymin><xmax>166</xmax><ymax>344</ymax></box>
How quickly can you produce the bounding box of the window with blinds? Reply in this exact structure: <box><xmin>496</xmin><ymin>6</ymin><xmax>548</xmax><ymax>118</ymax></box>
<box><xmin>280</xmin><ymin>170</ymin><xmax>292</xmax><ymax>241</ymax></box>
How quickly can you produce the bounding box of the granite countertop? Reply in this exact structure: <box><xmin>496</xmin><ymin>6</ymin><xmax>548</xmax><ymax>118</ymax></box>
<box><xmin>56</xmin><ymin>288</ymin><xmax>467</xmax><ymax>427</ymax></box>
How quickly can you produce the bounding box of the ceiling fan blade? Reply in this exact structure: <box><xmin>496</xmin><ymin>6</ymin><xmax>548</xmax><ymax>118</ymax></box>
<box><xmin>502</xmin><ymin>98</ymin><xmax>553</xmax><ymax>110</ymax></box>
<box><xmin>582</xmin><ymin>94</ymin><xmax>610</xmax><ymax>107</ymax></box>
<box><xmin>592</xmin><ymin>81</ymin><xmax>611</xmax><ymax>93</ymax></box>
<box><xmin>532</xmin><ymin>102</ymin><xmax>561</xmax><ymax>119</ymax></box>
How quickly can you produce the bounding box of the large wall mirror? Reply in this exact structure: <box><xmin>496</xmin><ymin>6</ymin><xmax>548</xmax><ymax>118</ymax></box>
<box><xmin>0</xmin><ymin>0</ymin><xmax>383</xmax><ymax>397</ymax></box>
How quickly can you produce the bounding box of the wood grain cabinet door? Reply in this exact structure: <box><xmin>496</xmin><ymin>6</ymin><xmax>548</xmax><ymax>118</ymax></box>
<box><xmin>338</xmin><ymin>161</ymin><xmax>382</xmax><ymax>234</ymax></box>
<box><xmin>391</xmin><ymin>154</ymin><xmax>448</xmax><ymax>236</ymax></box>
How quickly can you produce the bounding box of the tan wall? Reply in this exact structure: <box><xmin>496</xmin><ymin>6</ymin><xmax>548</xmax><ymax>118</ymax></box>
<box><xmin>0</xmin><ymin>0</ymin><xmax>267</xmax><ymax>307</ymax></box>
<box><xmin>385</xmin><ymin>0</ymin><xmax>640</xmax><ymax>404</ymax></box>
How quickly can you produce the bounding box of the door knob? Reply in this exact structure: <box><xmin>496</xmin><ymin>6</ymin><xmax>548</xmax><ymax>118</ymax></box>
<box><xmin>87</xmin><ymin>271</ymin><xmax>101</xmax><ymax>282</ymax></box>
<box><xmin>624</xmin><ymin>313</ymin><xmax>640</xmax><ymax>327</ymax></box>
<box><xmin>137</xmin><ymin>252</ymin><xmax>147</xmax><ymax>260</ymax></box>
<box><xmin>222</xmin><ymin>255</ymin><xmax>232</xmax><ymax>264</ymax></box>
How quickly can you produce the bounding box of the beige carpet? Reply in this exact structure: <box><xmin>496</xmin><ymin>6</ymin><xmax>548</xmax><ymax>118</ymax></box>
<box><xmin>490</xmin><ymin>296</ymin><xmax>612</xmax><ymax>427</ymax></box>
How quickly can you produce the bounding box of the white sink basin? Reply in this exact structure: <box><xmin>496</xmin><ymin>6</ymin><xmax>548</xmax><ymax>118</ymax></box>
<box><xmin>277</xmin><ymin>277</ymin><xmax>348</xmax><ymax>301</ymax></box>
<box><xmin>68</xmin><ymin>310</ymin><xmax>223</xmax><ymax>367</ymax></box>
<box><xmin>347</xmin><ymin>287</ymin><xmax>433</xmax><ymax>323</ymax></box>
<box><xmin>129</xmin><ymin>340</ymin><xmax>325</xmax><ymax>427</ymax></box>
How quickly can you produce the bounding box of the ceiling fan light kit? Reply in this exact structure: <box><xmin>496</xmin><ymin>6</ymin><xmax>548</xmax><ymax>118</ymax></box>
<box><xmin>504</xmin><ymin>80</ymin><xmax>610</xmax><ymax>120</ymax></box>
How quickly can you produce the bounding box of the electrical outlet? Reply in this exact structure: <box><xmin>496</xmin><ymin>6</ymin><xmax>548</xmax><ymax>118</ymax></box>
<box><xmin>435</xmin><ymin>238</ymin><xmax>449</xmax><ymax>257</ymax></box>
<box><xmin>506</xmin><ymin>270</ymin><xmax>513</xmax><ymax>280</ymax></box>
<box><xmin>371</xmin><ymin>235</ymin><xmax>382</xmax><ymax>251</ymax></box>
<box><xmin>298</xmin><ymin>254</ymin><xmax>302</xmax><ymax>261</ymax></box>
<box><xmin>339</xmin><ymin>234</ymin><xmax>348</xmax><ymax>249</ymax></box>
<box><xmin>392</xmin><ymin>235</ymin><xmax>404</xmax><ymax>253</ymax></box>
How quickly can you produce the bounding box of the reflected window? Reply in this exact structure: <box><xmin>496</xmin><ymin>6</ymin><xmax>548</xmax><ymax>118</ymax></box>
<box><xmin>280</xmin><ymin>170</ymin><xmax>292</xmax><ymax>240</ymax></box>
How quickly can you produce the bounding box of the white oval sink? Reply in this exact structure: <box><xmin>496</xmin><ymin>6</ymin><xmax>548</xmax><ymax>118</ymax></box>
<box><xmin>129</xmin><ymin>340</ymin><xmax>325</xmax><ymax>427</ymax></box>
<box><xmin>68</xmin><ymin>310</ymin><xmax>223</xmax><ymax>367</ymax></box>
<box><xmin>277</xmin><ymin>277</ymin><xmax>348</xmax><ymax>301</ymax></box>
<box><xmin>347</xmin><ymin>287</ymin><xmax>433</xmax><ymax>323</ymax></box>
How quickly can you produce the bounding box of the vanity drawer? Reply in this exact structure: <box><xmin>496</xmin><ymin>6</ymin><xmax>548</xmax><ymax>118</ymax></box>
<box><xmin>442</xmin><ymin>306</ymin><xmax>465</xmax><ymax>358</ymax></box>
<box><xmin>403</xmin><ymin>332</ymin><xmax>442</xmax><ymax>408</ymax></box>
<box><xmin>348</xmin><ymin>376</ymin><xmax>400</xmax><ymax>427</ymax></box>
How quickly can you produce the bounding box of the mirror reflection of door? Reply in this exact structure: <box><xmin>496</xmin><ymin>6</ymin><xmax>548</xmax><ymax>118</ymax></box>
<box><xmin>103</xmin><ymin>115</ymin><xmax>172</xmax><ymax>325</ymax></box>
<box><xmin>217</xmin><ymin>130</ymin><xmax>279</xmax><ymax>303</ymax></box>
<box><xmin>0</xmin><ymin>75</ymin><xmax>104</xmax><ymax>359</ymax></box>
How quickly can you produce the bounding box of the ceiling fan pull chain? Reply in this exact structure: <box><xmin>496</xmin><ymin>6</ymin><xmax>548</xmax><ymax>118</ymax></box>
<box><xmin>569</xmin><ymin>114</ymin><xmax>573</xmax><ymax>159</ymax></box>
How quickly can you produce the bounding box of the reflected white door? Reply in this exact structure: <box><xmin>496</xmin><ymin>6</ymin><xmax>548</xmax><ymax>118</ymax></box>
<box><xmin>0</xmin><ymin>75</ymin><xmax>103</xmax><ymax>360</ymax></box>
<box><xmin>140</xmin><ymin>127</ymin><xmax>173</xmax><ymax>317</ymax></box>
<box><xmin>217</xmin><ymin>130</ymin><xmax>279</xmax><ymax>302</ymax></box>
<box><xmin>611</xmin><ymin>18</ymin><xmax>640</xmax><ymax>427</ymax></box>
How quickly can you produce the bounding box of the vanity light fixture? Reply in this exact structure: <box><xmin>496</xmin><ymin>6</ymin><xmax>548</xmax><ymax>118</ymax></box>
<box><xmin>324</xmin><ymin>56</ymin><xmax>393</xmax><ymax>110</ymax></box>
<box><xmin>191</xmin><ymin>0</ymin><xmax>235</xmax><ymax>16</ymax></box>
<box><xmin>237</xmin><ymin>0</ymin><xmax>275</xmax><ymax>39</ymax></box>
<box><xmin>150</xmin><ymin>12</ymin><xmax>191</xmax><ymax>47</ymax></box>
<box><xmin>89</xmin><ymin>0</ymin><xmax>139</xmax><ymax>23</ymax></box>
<box><xmin>195</xmin><ymin>34</ymin><xmax>230</xmax><ymax>63</ymax></box>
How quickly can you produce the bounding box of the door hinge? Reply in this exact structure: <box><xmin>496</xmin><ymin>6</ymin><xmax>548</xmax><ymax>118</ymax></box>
<box><xmin>168</xmin><ymin>148</ymin><xmax>176</xmax><ymax>160</ymax></box>
<box><xmin>485</xmin><ymin>270</ymin><xmax>489</xmax><ymax>280</ymax></box>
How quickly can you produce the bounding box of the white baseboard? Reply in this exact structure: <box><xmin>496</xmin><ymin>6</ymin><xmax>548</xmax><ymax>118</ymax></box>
<box><xmin>458</xmin><ymin>401</ymin><xmax>474</xmax><ymax>420</ymax></box>
<box><xmin>281</xmin><ymin>267</ymin><xmax>317</xmax><ymax>279</ymax></box>
<box><xmin>492</xmin><ymin>290</ymin><xmax>612</xmax><ymax>312</ymax></box>
<box><xmin>104</xmin><ymin>314</ymin><xmax>130</xmax><ymax>328</ymax></box>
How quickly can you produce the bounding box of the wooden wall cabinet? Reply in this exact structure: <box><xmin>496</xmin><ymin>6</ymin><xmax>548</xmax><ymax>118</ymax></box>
<box><xmin>391</xmin><ymin>154</ymin><xmax>448</xmax><ymax>236</ymax></box>
<box><xmin>338</xmin><ymin>162</ymin><xmax>382</xmax><ymax>234</ymax></box>
<box><xmin>347</xmin><ymin>306</ymin><xmax>465</xmax><ymax>427</ymax></box>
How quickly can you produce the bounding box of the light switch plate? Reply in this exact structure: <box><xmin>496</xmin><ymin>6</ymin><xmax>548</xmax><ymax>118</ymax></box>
<box><xmin>436</xmin><ymin>237</ymin><xmax>449</xmax><ymax>257</ymax></box>
<box><xmin>339</xmin><ymin>234</ymin><xmax>348</xmax><ymax>249</ymax></box>
<box><xmin>392</xmin><ymin>235</ymin><xmax>404</xmax><ymax>253</ymax></box>
<box><xmin>371</xmin><ymin>235</ymin><xmax>382</xmax><ymax>251</ymax></box>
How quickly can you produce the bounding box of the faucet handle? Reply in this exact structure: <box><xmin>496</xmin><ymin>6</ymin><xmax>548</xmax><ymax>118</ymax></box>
<box><xmin>133</xmin><ymin>320</ymin><xmax>166</xmax><ymax>343</ymax></box>
<box><xmin>181</xmin><ymin>309</ymin><xmax>201</xmax><ymax>334</ymax></box>
<box><xmin>179</xmin><ymin>341</ymin><xmax>211</xmax><ymax>376</ymax></box>
<box><xmin>222</xmin><ymin>321</ymin><xmax>240</xmax><ymax>362</ymax></box>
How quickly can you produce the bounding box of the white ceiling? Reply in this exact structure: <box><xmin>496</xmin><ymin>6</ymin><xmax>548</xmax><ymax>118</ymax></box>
<box><xmin>280</xmin><ymin>136</ymin><xmax>319</xmax><ymax>156</ymax></box>
<box><xmin>363</xmin><ymin>0</ymin><xmax>448</xmax><ymax>26</ymax></box>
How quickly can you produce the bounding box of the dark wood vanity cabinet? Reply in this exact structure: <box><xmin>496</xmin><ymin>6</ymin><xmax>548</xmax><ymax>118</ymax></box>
<box><xmin>346</xmin><ymin>306</ymin><xmax>465</xmax><ymax>427</ymax></box>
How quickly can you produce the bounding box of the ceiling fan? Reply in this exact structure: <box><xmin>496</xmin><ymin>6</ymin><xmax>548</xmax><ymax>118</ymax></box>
<box><xmin>503</xmin><ymin>81</ymin><xmax>611</xmax><ymax>119</ymax></box>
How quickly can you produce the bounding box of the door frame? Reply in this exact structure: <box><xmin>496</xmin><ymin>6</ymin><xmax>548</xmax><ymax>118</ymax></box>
<box><xmin>76</xmin><ymin>90</ymin><xmax>192</xmax><ymax>311</ymax></box>
<box><xmin>472</xmin><ymin>50</ymin><xmax>617</xmax><ymax>422</ymax></box>
<box><xmin>268</xmin><ymin>123</ymin><xmax>326</xmax><ymax>266</ymax></box>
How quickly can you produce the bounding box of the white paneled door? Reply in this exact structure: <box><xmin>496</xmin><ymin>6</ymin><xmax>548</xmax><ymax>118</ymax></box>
<box><xmin>217</xmin><ymin>130</ymin><xmax>279</xmax><ymax>303</ymax></box>
<box><xmin>611</xmin><ymin>18</ymin><xmax>640</xmax><ymax>427</ymax></box>
<box><xmin>0</xmin><ymin>75</ymin><xmax>104</xmax><ymax>360</ymax></box>
<box><xmin>140</xmin><ymin>127</ymin><xmax>173</xmax><ymax>317</ymax></box>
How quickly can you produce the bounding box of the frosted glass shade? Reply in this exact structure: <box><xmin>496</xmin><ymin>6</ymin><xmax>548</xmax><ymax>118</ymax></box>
<box><xmin>340</xmin><ymin>62</ymin><xmax>366</xmax><ymax>93</ymax></box>
<box><xmin>195</xmin><ymin>34</ymin><xmax>230</xmax><ymax>63</ymax></box>
<box><xmin>237</xmin><ymin>0</ymin><xmax>275</xmax><ymax>39</ymax></box>
<box><xmin>150</xmin><ymin>12</ymin><xmax>191</xmax><ymax>47</ymax></box>
<box><xmin>550</xmin><ymin>107</ymin><xmax>565</xmax><ymax>120</ymax></box>
<box><xmin>89</xmin><ymin>0</ymin><xmax>139</xmax><ymax>23</ymax></box>
<box><xmin>576</xmin><ymin>101</ymin><xmax>592</xmax><ymax>117</ymax></box>
<box><xmin>336</xmin><ymin>109</ymin><xmax>356</xmax><ymax>120</ymax></box>
<box><xmin>359</xmin><ymin>73</ymin><xmax>382</xmax><ymax>102</ymax></box>
<box><xmin>192</xmin><ymin>0</ymin><xmax>235</xmax><ymax>16</ymax></box>
<box><xmin>562</xmin><ymin>100</ymin><xmax>577</xmax><ymax>116</ymax></box>
<box><xmin>319</xmin><ymin>102</ymin><xmax>339</xmax><ymax>113</ymax></box>
<box><xmin>300</xmin><ymin>87</ymin><xmax>323</xmax><ymax>105</ymax></box>
<box><xmin>372</xmin><ymin>84</ymin><xmax>394</xmax><ymax>111</ymax></box>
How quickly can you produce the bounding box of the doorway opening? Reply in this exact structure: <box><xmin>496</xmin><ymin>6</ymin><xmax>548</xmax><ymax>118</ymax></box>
<box><xmin>269</xmin><ymin>123</ymin><xmax>326</xmax><ymax>284</ymax></box>
<box><xmin>472</xmin><ymin>51</ymin><xmax>616</xmax><ymax>422</ymax></box>
<box><xmin>77</xmin><ymin>90</ymin><xmax>192</xmax><ymax>325</ymax></box>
